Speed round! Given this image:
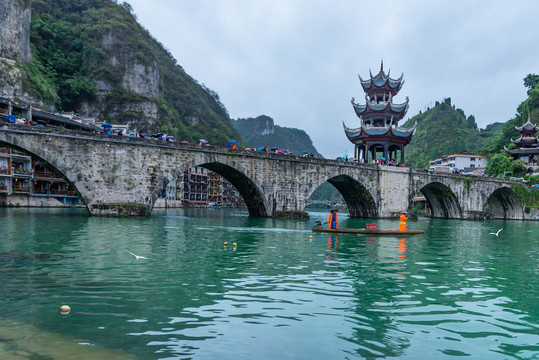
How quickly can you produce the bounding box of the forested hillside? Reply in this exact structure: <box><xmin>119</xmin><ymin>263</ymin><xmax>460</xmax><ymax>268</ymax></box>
<box><xmin>25</xmin><ymin>0</ymin><xmax>241</xmax><ymax>145</ymax></box>
<box><xmin>402</xmin><ymin>98</ymin><xmax>500</xmax><ymax>169</ymax></box>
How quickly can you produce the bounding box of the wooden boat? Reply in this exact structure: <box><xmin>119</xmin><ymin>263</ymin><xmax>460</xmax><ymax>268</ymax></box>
<box><xmin>311</xmin><ymin>227</ymin><xmax>425</xmax><ymax>236</ymax></box>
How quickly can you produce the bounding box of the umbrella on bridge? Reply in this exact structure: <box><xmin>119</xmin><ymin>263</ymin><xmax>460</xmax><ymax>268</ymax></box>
<box><xmin>151</xmin><ymin>133</ymin><xmax>163</xmax><ymax>138</ymax></box>
<box><xmin>4</xmin><ymin>115</ymin><xmax>16</xmax><ymax>123</ymax></box>
<box><xmin>101</xmin><ymin>123</ymin><xmax>112</xmax><ymax>128</ymax></box>
<box><xmin>181</xmin><ymin>140</ymin><xmax>189</xmax><ymax>144</ymax></box>
<box><xmin>270</xmin><ymin>147</ymin><xmax>279</xmax><ymax>151</ymax></box>
<box><xmin>227</xmin><ymin>140</ymin><xmax>237</xmax><ymax>148</ymax></box>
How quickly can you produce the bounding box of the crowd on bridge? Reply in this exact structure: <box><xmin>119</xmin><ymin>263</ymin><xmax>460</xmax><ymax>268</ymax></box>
<box><xmin>3</xmin><ymin>115</ymin><xmax>48</xmax><ymax>127</ymax></box>
<box><xmin>334</xmin><ymin>154</ymin><xmax>406</xmax><ymax>167</ymax></box>
<box><xmin>4</xmin><ymin>117</ymin><xmax>403</xmax><ymax>166</ymax></box>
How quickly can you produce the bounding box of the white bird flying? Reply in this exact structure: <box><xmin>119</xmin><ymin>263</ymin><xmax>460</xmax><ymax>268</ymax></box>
<box><xmin>126</xmin><ymin>250</ymin><xmax>149</xmax><ymax>260</ymax></box>
<box><xmin>489</xmin><ymin>229</ymin><xmax>503</xmax><ymax>236</ymax></box>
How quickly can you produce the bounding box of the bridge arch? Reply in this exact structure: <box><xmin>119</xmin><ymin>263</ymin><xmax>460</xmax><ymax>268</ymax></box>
<box><xmin>419</xmin><ymin>181</ymin><xmax>462</xmax><ymax>218</ymax></box>
<box><xmin>156</xmin><ymin>157</ymin><xmax>270</xmax><ymax>217</ymax></box>
<box><xmin>485</xmin><ymin>186</ymin><xmax>523</xmax><ymax>219</ymax></box>
<box><xmin>0</xmin><ymin>138</ymin><xmax>88</xmax><ymax>209</ymax></box>
<box><xmin>200</xmin><ymin>162</ymin><xmax>268</xmax><ymax>217</ymax></box>
<box><xmin>308</xmin><ymin>174</ymin><xmax>377</xmax><ymax>218</ymax></box>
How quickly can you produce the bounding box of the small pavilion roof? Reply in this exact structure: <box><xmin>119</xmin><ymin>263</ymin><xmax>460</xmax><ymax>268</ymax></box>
<box><xmin>504</xmin><ymin>145</ymin><xmax>539</xmax><ymax>155</ymax></box>
<box><xmin>351</xmin><ymin>96</ymin><xmax>409</xmax><ymax>118</ymax></box>
<box><xmin>342</xmin><ymin>121</ymin><xmax>416</xmax><ymax>142</ymax></box>
<box><xmin>511</xmin><ymin>136</ymin><xmax>538</xmax><ymax>147</ymax></box>
<box><xmin>359</xmin><ymin>69</ymin><xmax>404</xmax><ymax>94</ymax></box>
<box><xmin>515</xmin><ymin>116</ymin><xmax>538</xmax><ymax>133</ymax></box>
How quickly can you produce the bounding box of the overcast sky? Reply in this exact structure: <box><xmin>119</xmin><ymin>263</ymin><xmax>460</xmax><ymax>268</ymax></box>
<box><xmin>127</xmin><ymin>0</ymin><xmax>538</xmax><ymax>159</ymax></box>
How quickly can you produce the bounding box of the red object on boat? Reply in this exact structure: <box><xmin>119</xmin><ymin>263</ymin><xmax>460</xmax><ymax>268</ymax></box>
<box><xmin>366</xmin><ymin>224</ymin><xmax>378</xmax><ymax>231</ymax></box>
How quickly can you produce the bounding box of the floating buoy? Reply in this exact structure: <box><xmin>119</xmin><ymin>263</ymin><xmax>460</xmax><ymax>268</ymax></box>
<box><xmin>224</xmin><ymin>242</ymin><xmax>228</xmax><ymax>246</ymax></box>
<box><xmin>59</xmin><ymin>305</ymin><xmax>71</xmax><ymax>314</ymax></box>
<box><xmin>309</xmin><ymin>235</ymin><xmax>312</xmax><ymax>239</ymax></box>
<box><xmin>233</xmin><ymin>243</ymin><xmax>237</xmax><ymax>247</ymax></box>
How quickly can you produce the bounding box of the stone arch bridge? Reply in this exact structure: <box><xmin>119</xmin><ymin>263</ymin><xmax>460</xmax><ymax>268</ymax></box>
<box><xmin>0</xmin><ymin>125</ymin><xmax>531</xmax><ymax>220</ymax></box>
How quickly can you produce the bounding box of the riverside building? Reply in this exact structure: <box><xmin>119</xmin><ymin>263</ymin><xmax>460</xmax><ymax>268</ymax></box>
<box><xmin>0</xmin><ymin>147</ymin><xmax>81</xmax><ymax>206</ymax></box>
<box><xmin>428</xmin><ymin>151</ymin><xmax>488</xmax><ymax>174</ymax></box>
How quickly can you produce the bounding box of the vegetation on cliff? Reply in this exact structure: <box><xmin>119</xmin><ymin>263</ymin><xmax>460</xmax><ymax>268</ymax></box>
<box><xmin>401</xmin><ymin>97</ymin><xmax>496</xmax><ymax>169</ymax></box>
<box><xmin>26</xmin><ymin>0</ymin><xmax>241</xmax><ymax>146</ymax></box>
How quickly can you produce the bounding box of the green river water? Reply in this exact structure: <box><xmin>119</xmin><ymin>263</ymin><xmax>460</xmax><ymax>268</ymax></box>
<box><xmin>0</xmin><ymin>207</ymin><xmax>538</xmax><ymax>359</ymax></box>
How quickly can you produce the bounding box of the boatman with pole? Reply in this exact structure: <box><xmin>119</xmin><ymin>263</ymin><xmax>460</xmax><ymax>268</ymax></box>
<box><xmin>399</xmin><ymin>211</ymin><xmax>408</xmax><ymax>232</ymax></box>
<box><xmin>328</xmin><ymin>209</ymin><xmax>338</xmax><ymax>229</ymax></box>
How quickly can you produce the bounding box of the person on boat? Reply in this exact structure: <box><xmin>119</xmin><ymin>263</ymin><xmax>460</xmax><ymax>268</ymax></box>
<box><xmin>328</xmin><ymin>209</ymin><xmax>338</xmax><ymax>229</ymax></box>
<box><xmin>399</xmin><ymin>211</ymin><xmax>408</xmax><ymax>232</ymax></box>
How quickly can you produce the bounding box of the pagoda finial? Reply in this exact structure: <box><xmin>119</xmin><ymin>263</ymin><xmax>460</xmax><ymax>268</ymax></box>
<box><xmin>380</xmin><ymin>58</ymin><xmax>383</xmax><ymax>72</ymax></box>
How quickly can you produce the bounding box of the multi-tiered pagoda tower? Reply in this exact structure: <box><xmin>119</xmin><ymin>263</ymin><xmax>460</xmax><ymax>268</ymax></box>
<box><xmin>504</xmin><ymin>115</ymin><xmax>538</xmax><ymax>172</ymax></box>
<box><xmin>344</xmin><ymin>61</ymin><xmax>416</xmax><ymax>164</ymax></box>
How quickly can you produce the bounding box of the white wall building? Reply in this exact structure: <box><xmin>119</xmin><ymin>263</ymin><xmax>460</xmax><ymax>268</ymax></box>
<box><xmin>429</xmin><ymin>152</ymin><xmax>488</xmax><ymax>174</ymax></box>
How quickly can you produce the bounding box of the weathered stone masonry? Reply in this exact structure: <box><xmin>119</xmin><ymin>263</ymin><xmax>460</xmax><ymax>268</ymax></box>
<box><xmin>0</xmin><ymin>125</ymin><xmax>533</xmax><ymax>220</ymax></box>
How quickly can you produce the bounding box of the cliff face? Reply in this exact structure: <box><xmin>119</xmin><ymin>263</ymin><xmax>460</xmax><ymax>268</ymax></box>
<box><xmin>77</xmin><ymin>29</ymin><xmax>162</xmax><ymax>130</ymax></box>
<box><xmin>252</xmin><ymin>115</ymin><xmax>275</xmax><ymax>135</ymax></box>
<box><xmin>0</xmin><ymin>0</ymin><xmax>52</xmax><ymax>108</ymax></box>
<box><xmin>19</xmin><ymin>0</ymin><xmax>241</xmax><ymax>146</ymax></box>
<box><xmin>0</xmin><ymin>0</ymin><xmax>32</xmax><ymax>63</ymax></box>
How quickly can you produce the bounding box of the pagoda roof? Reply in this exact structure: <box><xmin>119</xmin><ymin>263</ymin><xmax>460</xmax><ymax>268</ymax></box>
<box><xmin>352</xmin><ymin>95</ymin><xmax>409</xmax><ymax>117</ymax></box>
<box><xmin>342</xmin><ymin>121</ymin><xmax>416</xmax><ymax>143</ymax></box>
<box><xmin>515</xmin><ymin>116</ymin><xmax>538</xmax><ymax>133</ymax></box>
<box><xmin>359</xmin><ymin>69</ymin><xmax>404</xmax><ymax>94</ymax></box>
<box><xmin>504</xmin><ymin>145</ymin><xmax>539</xmax><ymax>155</ymax></box>
<box><xmin>511</xmin><ymin>136</ymin><xmax>538</xmax><ymax>147</ymax></box>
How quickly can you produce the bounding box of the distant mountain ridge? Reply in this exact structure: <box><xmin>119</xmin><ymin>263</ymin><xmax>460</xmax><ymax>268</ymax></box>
<box><xmin>233</xmin><ymin>115</ymin><xmax>322</xmax><ymax>157</ymax></box>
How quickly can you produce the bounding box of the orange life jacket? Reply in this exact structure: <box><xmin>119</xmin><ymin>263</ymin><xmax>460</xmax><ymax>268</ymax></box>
<box><xmin>399</xmin><ymin>214</ymin><xmax>408</xmax><ymax>231</ymax></box>
<box><xmin>328</xmin><ymin>212</ymin><xmax>338</xmax><ymax>229</ymax></box>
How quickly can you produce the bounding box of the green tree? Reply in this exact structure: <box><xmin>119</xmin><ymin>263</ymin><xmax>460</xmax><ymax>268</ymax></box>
<box><xmin>485</xmin><ymin>151</ymin><xmax>512</xmax><ymax>177</ymax></box>
<box><xmin>485</xmin><ymin>151</ymin><xmax>527</xmax><ymax>177</ymax></box>
<box><xmin>524</xmin><ymin>74</ymin><xmax>539</xmax><ymax>90</ymax></box>
<box><xmin>509</xmin><ymin>160</ymin><xmax>527</xmax><ymax>177</ymax></box>
<box><xmin>466</xmin><ymin>115</ymin><xmax>476</xmax><ymax>129</ymax></box>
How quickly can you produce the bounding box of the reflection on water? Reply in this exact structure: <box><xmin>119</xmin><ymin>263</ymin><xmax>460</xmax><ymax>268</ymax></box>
<box><xmin>0</xmin><ymin>207</ymin><xmax>538</xmax><ymax>359</ymax></box>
